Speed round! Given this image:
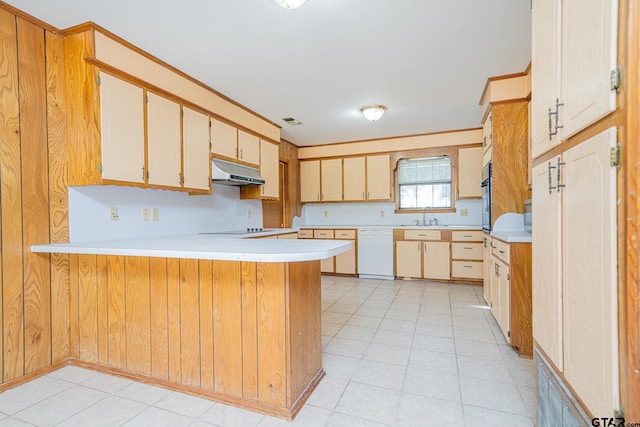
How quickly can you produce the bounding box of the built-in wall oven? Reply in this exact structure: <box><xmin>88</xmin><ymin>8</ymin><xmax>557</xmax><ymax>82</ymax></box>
<box><xmin>481</xmin><ymin>162</ymin><xmax>492</xmax><ymax>232</ymax></box>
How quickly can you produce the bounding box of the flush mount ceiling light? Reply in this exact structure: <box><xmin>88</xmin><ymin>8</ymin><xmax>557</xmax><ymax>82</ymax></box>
<box><xmin>274</xmin><ymin>0</ymin><xmax>307</xmax><ymax>9</ymax></box>
<box><xmin>360</xmin><ymin>105</ymin><xmax>387</xmax><ymax>122</ymax></box>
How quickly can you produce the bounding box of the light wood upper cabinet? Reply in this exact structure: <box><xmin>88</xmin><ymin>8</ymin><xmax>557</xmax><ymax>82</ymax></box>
<box><xmin>182</xmin><ymin>107</ymin><xmax>211</xmax><ymax>191</ymax></box>
<box><xmin>300</xmin><ymin>160</ymin><xmax>321</xmax><ymax>202</ymax></box>
<box><xmin>396</xmin><ymin>241</ymin><xmax>421</xmax><ymax>278</ymax></box>
<box><xmin>366</xmin><ymin>155</ymin><xmax>391</xmax><ymax>201</ymax></box>
<box><xmin>458</xmin><ymin>147</ymin><xmax>482</xmax><ymax>198</ymax></box>
<box><xmin>343</xmin><ymin>157</ymin><xmax>366</xmax><ymax>201</ymax></box>
<box><xmin>423</xmin><ymin>241</ymin><xmax>450</xmax><ymax>280</ymax></box>
<box><xmin>531</xmin><ymin>0</ymin><xmax>618</xmax><ymax>158</ymax></box>
<box><xmin>321</xmin><ymin>159</ymin><xmax>343</xmax><ymax>202</ymax></box>
<box><xmin>259</xmin><ymin>140</ymin><xmax>279</xmax><ymax>199</ymax></box>
<box><xmin>211</xmin><ymin>118</ymin><xmax>238</xmax><ymax>160</ymax></box>
<box><xmin>99</xmin><ymin>72</ymin><xmax>145</xmax><ymax>183</ymax></box>
<box><xmin>238</xmin><ymin>130</ymin><xmax>260</xmax><ymax>166</ymax></box>
<box><xmin>146</xmin><ymin>92</ymin><xmax>181</xmax><ymax>188</ymax></box>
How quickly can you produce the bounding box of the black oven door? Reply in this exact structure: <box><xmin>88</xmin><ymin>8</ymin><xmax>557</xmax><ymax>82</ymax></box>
<box><xmin>481</xmin><ymin>163</ymin><xmax>492</xmax><ymax>232</ymax></box>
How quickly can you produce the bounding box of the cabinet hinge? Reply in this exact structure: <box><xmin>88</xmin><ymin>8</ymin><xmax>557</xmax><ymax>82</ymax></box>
<box><xmin>507</xmin><ymin>273</ymin><xmax>510</xmax><ymax>281</ymax></box>
<box><xmin>507</xmin><ymin>331</ymin><xmax>511</xmax><ymax>338</ymax></box>
<box><xmin>145</xmin><ymin>95</ymin><xmax>148</xmax><ymax>103</ymax></box>
<box><xmin>99</xmin><ymin>163</ymin><xmax>103</xmax><ymax>173</ymax></box>
<box><xmin>611</xmin><ymin>66</ymin><xmax>621</xmax><ymax>92</ymax></box>
<box><xmin>611</xmin><ymin>143</ymin><xmax>621</xmax><ymax>169</ymax></box>
<box><xmin>96</xmin><ymin>75</ymin><xmax>101</xmax><ymax>86</ymax></box>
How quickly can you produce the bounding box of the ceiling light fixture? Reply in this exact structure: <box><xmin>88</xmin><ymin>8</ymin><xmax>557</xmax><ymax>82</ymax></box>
<box><xmin>360</xmin><ymin>105</ymin><xmax>387</xmax><ymax>122</ymax></box>
<box><xmin>274</xmin><ymin>0</ymin><xmax>307</xmax><ymax>9</ymax></box>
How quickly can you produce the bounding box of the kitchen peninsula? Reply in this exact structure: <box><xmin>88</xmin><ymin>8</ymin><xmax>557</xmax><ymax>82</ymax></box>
<box><xmin>32</xmin><ymin>234</ymin><xmax>351</xmax><ymax>420</ymax></box>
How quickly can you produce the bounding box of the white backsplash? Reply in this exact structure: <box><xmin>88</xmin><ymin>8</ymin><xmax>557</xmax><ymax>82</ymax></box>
<box><xmin>69</xmin><ymin>184</ymin><xmax>263</xmax><ymax>242</ymax></box>
<box><xmin>293</xmin><ymin>199</ymin><xmax>482</xmax><ymax>227</ymax></box>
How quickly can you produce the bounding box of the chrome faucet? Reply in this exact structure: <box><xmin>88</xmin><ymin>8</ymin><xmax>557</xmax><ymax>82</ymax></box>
<box><xmin>421</xmin><ymin>207</ymin><xmax>428</xmax><ymax>226</ymax></box>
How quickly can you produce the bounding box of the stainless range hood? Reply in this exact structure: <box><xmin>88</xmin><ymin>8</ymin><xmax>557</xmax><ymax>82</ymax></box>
<box><xmin>211</xmin><ymin>158</ymin><xmax>265</xmax><ymax>186</ymax></box>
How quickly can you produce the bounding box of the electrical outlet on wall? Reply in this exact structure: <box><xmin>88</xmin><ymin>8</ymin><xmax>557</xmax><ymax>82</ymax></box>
<box><xmin>247</xmin><ymin>210</ymin><xmax>252</xmax><ymax>219</ymax></box>
<box><xmin>142</xmin><ymin>208</ymin><xmax>151</xmax><ymax>221</ymax></box>
<box><xmin>323</xmin><ymin>211</ymin><xmax>328</xmax><ymax>218</ymax></box>
<box><xmin>460</xmin><ymin>209</ymin><xmax>469</xmax><ymax>217</ymax></box>
<box><xmin>109</xmin><ymin>207</ymin><xmax>119</xmax><ymax>221</ymax></box>
<box><xmin>380</xmin><ymin>210</ymin><xmax>385</xmax><ymax>218</ymax></box>
<box><xmin>152</xmin><ymin>208</ymin><xmax>159</xmax><ymax>221</ymax></box>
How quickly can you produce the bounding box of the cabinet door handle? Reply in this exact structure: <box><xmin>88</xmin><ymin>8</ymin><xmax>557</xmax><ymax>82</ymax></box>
<box><xmin>499</xmin><ymin>250</ymin><xmax>505</xmax><ymax>254</ymax></box>
<box><xmin>548</xmin><ymin>161</ymin><xmax>557</xmax><ymax>194</ymax></box>
<box><xmin>240</xmin><ymin>148</ymin><xmax>243</xmax><ymax>159</ymax></box>
<box><xmin>141</xmin><ymin>166</ymin><xmax>145</xmax><ymax>182</ymax></box>
<box><xmin>556</xmin><ymin>157</ymin><xmax>566</xmax><ymax>193</ymax></box>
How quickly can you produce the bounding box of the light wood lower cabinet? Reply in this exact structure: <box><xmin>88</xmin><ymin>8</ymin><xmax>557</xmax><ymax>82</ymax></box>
<box><xmin>423</xmin><ymin>242</ymin><xmax>450</xmax><ymax>280</ymax></box>
<box><xmin>68</xmin><ymin>254</ymin><xmax>323</xmax><ymax>419</ymax></box>
<box><xmin>299</xmin><ymin>229</ymin><xmax>357</xmax><ymax>276</ymax></box>
<box><xmin>485</xmin><ymin>237</ymin><xmax>532</xmax><ymax>357</ymax></box>
<box><xmin>482</xmin><ymin>234</ymin><xmax>492</xmax><ymax>304</ymax></box>
<box><xmin>396</xmin><ymin>241</ymin><xmax>422</xmax><ymax>278</ymax></box>
<box><xmin>394</xmin><ymin>229</ymin><xmax>482</xmax><ymax>283</ymax></box>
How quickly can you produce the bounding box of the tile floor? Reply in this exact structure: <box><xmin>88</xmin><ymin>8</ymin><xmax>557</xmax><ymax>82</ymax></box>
<box><xmin>0</xmin><ymin>276</ymin><xmax>536</xmax><ymax>426</ymax></box>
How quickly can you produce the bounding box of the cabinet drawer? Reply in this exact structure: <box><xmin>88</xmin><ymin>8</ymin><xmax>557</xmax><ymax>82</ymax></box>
<box><xmin>277</xmin><ymin>233</ymin><xmax>298</xmax><ymax>240</ymax></box>
<box><xmin>451</xmin><ymin>243</ymin><xmax>483</xmax><ymax>260</ymax></box>
<box><xmin>335</xmin><ymin>229</ymin><xmax>356</xmax><ymax>239</ymax></box>
<box><xmin>451</xmin><ymin>230</ymin><xmax>483</xmax><ymax>242</ymax></box>
<box><xmin>452</xmin><ymin>261</ymin><xmax>483</xmax><ymax>279</ymax></box>
<box><xmin>314</xmin><ymin>229</ymin><xmax>334</xmax><ymax>239</ymax></box>
<box><xmin>492</xmin><ymin>239</ymin><xmax>510</xmax><ymax>262</ymax></box>
<box><xmin>404</xmin><ymin>229</ymin><xmax>441</xmax><ymax>240</ymax></box>
<box><xmin>297</xmin><ymin>229</ymin><xmax>313</xmax><ymax>239</ymax></box>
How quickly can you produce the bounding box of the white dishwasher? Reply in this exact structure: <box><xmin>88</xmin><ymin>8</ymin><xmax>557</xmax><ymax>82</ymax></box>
<box><xmin>357</xmin><ymin>228</ymin><xmax>394</xmax><ymax>280</ymax></box>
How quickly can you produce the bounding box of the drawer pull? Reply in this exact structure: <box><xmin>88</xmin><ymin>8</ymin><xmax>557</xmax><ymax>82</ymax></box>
<box><xmin>499</xmin><ymin>250</ymin><xmax>505</xmax><ymax>254</ymax></box>
<box><xmin>463</xmin><ymin>265</ymin><xmax>473</xmax><ymax>268</ymax></box>
<box><xmin>464</xmin><ymin>247</ymin><xmax>473</xmax><ymax>250</ymax></box>
<box><xmin>463</xmin><ymin>234</ymin><xmax>473</xmax><ymax>237</ymax></box>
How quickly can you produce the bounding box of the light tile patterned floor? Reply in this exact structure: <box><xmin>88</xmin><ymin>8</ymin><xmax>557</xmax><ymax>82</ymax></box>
<box><xmin>0</xmin><ymin>277</ymin><xmax>536</xmax><ymax>426</ymax></box>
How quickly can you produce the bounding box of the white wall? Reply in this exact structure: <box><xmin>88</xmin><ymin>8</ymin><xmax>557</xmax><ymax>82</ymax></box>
<box><xmin>69</xmin><ymin>184</ymin><xmax>263</xmax><ymax>242</ymax></box>
<box><xmin>293</xmin><ymin>199</ymin><xmax>482</xmax><ymax>227</ymax></box>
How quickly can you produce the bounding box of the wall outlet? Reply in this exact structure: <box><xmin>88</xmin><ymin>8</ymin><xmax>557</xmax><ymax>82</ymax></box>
<box><xmin>109</xmin><ymin>207</ymin><xmax>119</xmax><ymax>221</ymax></box>
<box><xmin>247</xmin><ymin>210</ymin><xmax>251</xmax><ymax>219</ymax></box>
<box><xmin>460</xmin><ymin>209</ymin><xmax>469</xmax><ymax>216</ymax></box>
<box><xmin>151</xmin><ymin>208</ymin><xmax>159</xmax><ymax>221</ymax></box>
<box><xmin>380</xmin><ymin>210</ymin><xmax>385</xmax><ymax>218</ymax></box>
<box><xmin>142</xmin><ymin>208</ymin><xmax>151</xmax><ymax>221</ymax></box>
<box><xmin>323</xmin><ymin>211</ymin><xmax>328</xmax><ymax>218</ymax></box>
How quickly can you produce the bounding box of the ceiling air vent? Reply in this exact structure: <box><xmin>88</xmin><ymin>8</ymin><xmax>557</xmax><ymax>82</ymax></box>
<box><xmin>282</xmin><ymin>117</ymin><xmax>303</xmax><ymax>126</ymax></box>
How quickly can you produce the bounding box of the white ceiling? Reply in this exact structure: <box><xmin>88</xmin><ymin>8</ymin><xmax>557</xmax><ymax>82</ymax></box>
<box><xmin>6</xmin><ymin>0</ymin><xmax>531</xmax><ymax>146</ymax></box>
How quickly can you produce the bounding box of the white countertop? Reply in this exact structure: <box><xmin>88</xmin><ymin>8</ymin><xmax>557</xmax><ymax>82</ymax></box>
<box><xmin>31</xmin><ymin>234</ymin><xmax>351</xmax><ymax>263</ymax></box>
<box><xmin>490</xmin><ymin>230</ymin><xmax>532</xmax><ymax>243</ymax></box>
<box><xmin>300</xmin><ymin>225</ymin><xmax>482</xmax><ymax>230</ymax></box>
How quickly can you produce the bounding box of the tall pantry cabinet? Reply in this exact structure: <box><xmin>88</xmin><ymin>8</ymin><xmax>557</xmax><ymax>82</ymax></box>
<box><xmin>531</xmin><ymin>0</ymin><xmax>620</xmax><ymax>421</ymax></box>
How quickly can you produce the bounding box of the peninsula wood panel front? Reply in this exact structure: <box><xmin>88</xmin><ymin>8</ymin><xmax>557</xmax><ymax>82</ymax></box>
<box><xmin>0</xmin><ymin>7</ymin><xmax>69</xmax><ymax>386</ymax></box>
<box><xmin>68</xmin><ymin>254</ymin><xmax>323</xmax><ymax>418</ymax></box>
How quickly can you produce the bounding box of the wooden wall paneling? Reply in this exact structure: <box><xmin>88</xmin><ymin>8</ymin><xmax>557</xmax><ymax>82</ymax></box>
<box><xmin>78</xmin><ymin>254</ymin><xmax>98</xmax><ymax>363</ymax></box>
<box><xmin>257</xmin><ymin>262</ymin><xmax>286</xmax><ymax>408</ymax></box>
<box><xmin>149</xmin><ymin>257</ymin><xmax>169</xmax><ymax>380</ymax></box>
<box><xmin>212</xmin><ymin>260</ymin><xmax>243</xmax><ymax>397</ymax></box>
<box><xmin>17</xmin><ymin>17</ymin><xmax>51</xmax><ymax>374</ymax></box>
<box><xmin>241</xmin><ymin>262</ymin><xmax>258</xmax><ymax>400</ymax></box>
<box><xmin>287</xmin><ymin>261</ymin><xmax>322</xmax><ymax>401</ymax></box>
<box><xmin>622</xmin><ymin>0</ymin><xmax>639</xmax><ymax>419</ymax></box>
<box><xmin>45</xmin><ymin>29</ymin><xmax>69</xmax><ymax>364</ymax></box>
<box><xmin>69</xmin><ymin>254</ymin><xmax>79</xmax><ymax>359</ymax></box>
<box><xmin>179</xmin><ymin>258</ymin><xmax>201</xmax><ymax>387</ymax></box>
<box><xmin>491</xmin><ymin>101</ymin><xmax>529</xmax><ymax>224</ymax></box>
<box><xmin>199</xmin><ymin>260</ymin><xmax>214</xmax><ymax>390</ymax></box>
<box><xmin>124</xmin><ymin>256</ymin><xmax>151</xmax><ymax>375</ymax></box>
<box><xmin>0</xmin><ymin>8</ymin><xmax>24</xmax><ymax>382</ymax></box>
<box><xmin>63</xmin><ymin>29</ymin><xmax>102</xmax><ymax>186</ymax></box>
<box><xmin>50</xmin><ymin>253</ymin><xmax>69</xmax><ymax>363</ymax></box>
<box><xmin>167</xmin><ymin>258</ymin><xmax>181</xmax><ymax>382</ymax></box>
<box><xmin>510</xmin><ymin>244</ymin><xmax>533</xmax><ymax>357</ymax></box>
<box><xmin>96</xmin><ymin>256</ymin><xmax>108</xmax><ymax>364</ymax></box>
<box><xmin>106</xmin><ymin>255</ymin><xmax>126</xmax><ymax>369</ymax></box>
